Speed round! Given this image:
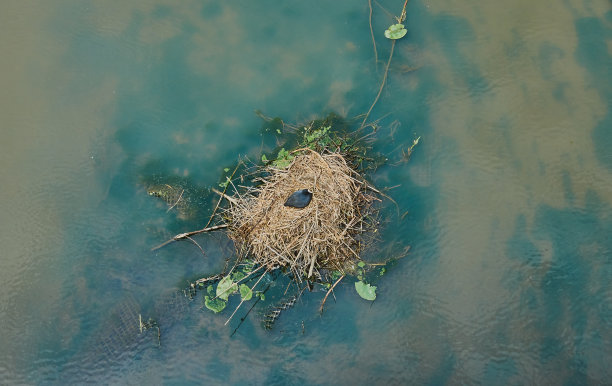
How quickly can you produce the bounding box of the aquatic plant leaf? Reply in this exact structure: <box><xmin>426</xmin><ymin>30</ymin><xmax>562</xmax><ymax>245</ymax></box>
<box><xmin>239</xmin><ymin>284</ymin><xmax>253</xmax><ymax>301</ymax></box>
<box><xmin>232</xmin><ymin>271</ymin><xmax>246</xmax><ymax>282</ymax></box>
<box><xmin>219</xmin><ymin>177</ymin><xmax>230</xmax><ymax>188</ymax></box>
<box><xmin>205</xmin><ymin>296</ymin><xmax>226</xmax><ymax>313</ymax></box>
<box><xmin>273</xmin><ymin>158</ymin><xmax>293</xmax><ymax>169</ymax></box>
<box><xmin>355</xmin><ymin>281</ymin><xmax>377</xmax><ymax>301</ymax></box>
<box><xmin>304</xmin><ymin>126</ymin><xmax>331</xmax><ymax>147</ymax></box>
<box><xmin>384</xmin><ymin>23</ymin><xmax>407</xmax><ymax>40</ymax></box>
<box><xmin>242</xmin><ymin>260</ymin><xmax>255</xmax><ymax>273</ymax></box>
<box><xmin>272</xmin><ymin>148</ymin><xmax>295</xmax><ymax>169</ymax></box>
<box><xmin>217</xmin><ymin>275</ymin><xmax>238</xmax><ymax>300</ymax></box>
<box><xmin>261</xmin><ymin>154</ymin><xmax>269</xmax><ymax>163</ymax></box>
<box><xmin>358</xmin><ymin>261</ymin><xmax>366</xmax><ymax>268</ymax></box>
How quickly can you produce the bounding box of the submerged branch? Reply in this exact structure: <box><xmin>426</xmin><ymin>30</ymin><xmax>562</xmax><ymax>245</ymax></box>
<box><xmin>319</xmin><ymin>274</ymin><xmax>345</xmax><ymax>314</ymax></box>
<box><xmin>151</xmin><ymin>224</ymin><xmax>228</xmax><ymax>251</ymax></box>
<box><xmin>360</xmin><ymin>40</ymin><xmax>395</xmax><ymax>129</ymax></box>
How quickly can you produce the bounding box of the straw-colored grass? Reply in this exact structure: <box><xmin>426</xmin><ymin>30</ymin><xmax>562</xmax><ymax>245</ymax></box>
<box><xmin>225</xmin><ymin>148</ymin><xmax>377</xmax><ymax>281</ymax></box>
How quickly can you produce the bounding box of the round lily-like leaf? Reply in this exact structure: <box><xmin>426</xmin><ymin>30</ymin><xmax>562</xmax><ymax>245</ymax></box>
<box><xmin>239</xmin><ymin>284</ymin><xmax>253</xmax><ymax>301</ymax></box>
<box><xmin>204</xmin><ymin>296</ymin><xmax>226</xmax><ymax>313</ymax></box>
<box><xmin>384</xmin><ymin>23</ymin><xmax>407</xmax><ymax>40</ymax></box>
<box><xmin>355</xmin><ymin>280</ymin><xmax>377</xmax><ymax>301</ymax></box>
<box><xmin>216</xmin><ymin>275</ymin><xmax>238</xmax><ymax>301</ymax></box>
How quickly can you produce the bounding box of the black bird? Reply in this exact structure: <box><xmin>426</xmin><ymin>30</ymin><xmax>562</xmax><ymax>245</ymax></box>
<box><xmin>284</xmin><ymin>189</ymin><xmax>313</xmax><ymax>208</ymax></box>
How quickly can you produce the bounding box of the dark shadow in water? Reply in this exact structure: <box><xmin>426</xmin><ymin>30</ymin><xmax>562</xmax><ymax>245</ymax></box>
<box><xmin>431</xmin><ymin>14</ymin><xmax>489</xmax><ymax>97</ymax></box>
<box><xmin>574</xmin><ymin>16</ymin><xmax>612</xmax><ymax>171</ymax></box>
<box><xmin>506</xmin><ymin>188</ymin><xmax>612</xmax><ymax>382</ymax></box>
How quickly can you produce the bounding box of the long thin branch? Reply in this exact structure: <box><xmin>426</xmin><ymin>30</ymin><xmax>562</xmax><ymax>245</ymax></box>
<box><xmin>225</xmin><ymin>269</ymin><xmax>269</xmax><ymax>325</ymax></box>
<box><xmin>360</xmin><ymin>39</ymin><xmax>395</xmax><ymax>129</ymax></box>
<box><xmin>360</xmin><ymin>0</ymin><xmax>410</xmax><ymax>129</ymax></box>
<box><xmin>211</xmin><ymin>188</ymin><xmax>238</xmax><ymax>205</ymax></box>
<box><xmin>230</xmin><ymin>281</ymin><xmax>272</xmax><ymax>337</ymax></box>
<box><xmin>185</xmin><ymin>236</ymin><xmax>206</xmax><ymax>257</ymax></box>
<box><xmin>151</xmin><ymin>224</ymin><xmax>228</xmax><ymax>251</ymax></box>
<box><xmin>166</xmin><ymin>189</ymin><xmax>184</xmax><ymax>212</ymax></box>
<box><xmin>319</xmin><ymin>274</ymin><xmax>345</xmax><ymax>314</ymax></box>
<box><xmin>368</xmin><ymin>0</ymin><xmax>378</xmax><ymax>72</ymax></box>
<box><xmin>151</xmin><ymin>162</ymin><xmax>241</xmax><ymax>252</ymax></box>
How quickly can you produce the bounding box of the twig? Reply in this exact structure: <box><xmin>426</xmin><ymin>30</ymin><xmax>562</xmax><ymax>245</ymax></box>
<box><xmin>360</xmin><ymin>39</ymin><xmax>395</xmax><ymax>129</ymax></box>
<box><xmin>319</xmin><ymin>274</ymin><xmax>345</xmax><ymax>314</ymax></box>
<box><xmin>225</xmin><ymin>269</ymin><xmax>269</xmax><ymax>325</ymax></box>
<box><xmin>204</xmin><ymin>162</ymin><xmax>240</xmax><ymax>228</ymax></box>
<box><xmin>360</xmin><ymin>0</ymin><xmax>410</xmax><ymax>129</ymax></box>
<box><xmin>185</xmin><ymin>236</ymin><xmax>206</xmax><ymax>258</ymax></box>
<box><xmin>368</xmin><ymin>0</ymin><xmax>378</xmax><ymax>72</ymax></box>
<box><xmin>212</xmin><ymin>188</ymin><xmax>238</xmax><ymax>205</ymax></box>
<box><xmin>230</xmin><ymin>281</ymin><xmax>272</xmax><ymax>337</ymax></box>
<box><xmin>150</xmin><ymin>224</ymin><xmax>228</xmax><ymax>251</ymax></box>
<box><xmin>166</xmin><ymin>189</ymin><xmax>184</xmax><ymax>212</ymax></box>
<box><xmin>151</xmin><ymin>162</ymin><xmax>240</xmax><ymax>252</ymax></box>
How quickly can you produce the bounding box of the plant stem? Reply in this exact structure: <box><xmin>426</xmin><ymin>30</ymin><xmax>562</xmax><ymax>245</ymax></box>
<box><xmin>360</xmin><ymin>40</ymin><xmax>395</xmax><ymax>129</ymax></box>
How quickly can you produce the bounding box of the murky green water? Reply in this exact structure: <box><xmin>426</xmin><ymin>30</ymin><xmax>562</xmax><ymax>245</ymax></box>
<box><xmin>1</xmin><ymin>0</ymin><xmax>611</xmax><ymax>384</ymax></box>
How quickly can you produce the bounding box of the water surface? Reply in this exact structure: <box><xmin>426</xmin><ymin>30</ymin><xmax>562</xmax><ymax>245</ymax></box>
<box><xmin>1</xmin><ymin>0</ymin><xmax>611</xmax><ymax>384</ymax></box>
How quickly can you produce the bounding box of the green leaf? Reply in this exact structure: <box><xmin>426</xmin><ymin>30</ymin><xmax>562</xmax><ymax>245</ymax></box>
<box><xmin>304</xmin><ymin>126</ymin><xmax>331</xmax><ymax>145</ymax></box>
<box><xmin>271</xmin><ymin>147</ymin><xmax>295</xmax><ymax>169</ymax></box>
<box><xmin>355</xmin><ymin>281</ymin><xmax>377</xmax><ymax>301</ymax></box>
<box><xmin>207</xmin><ymin>285</ymin><xmax>214</xmax><ymax>295</ymax></box>
<box><xmin>218</xmin><ymin>176</ymin><xmax>230</xmax><ymax>188</ymax></box>
<box><xmin>224</xmin><ymin>167</ymin><xmax>230</xmax><ymax>173</ymax></box>
<box><xmin>242</xmin><ymin>260</ymin><xmax>255</xmax><ymax>273</ymax></box>
<box><xmin>384</xmin><ymin>23</ymin><xmax>407</xmax><ymax>40</ymax></box>
<box><xmin>239</xmin><ymin>284</ymin><xmax>253</xmax><ymax>301</ymax></box>
<box><xmin>216</xmin><ymin>275</ymin><xmax>238</xmax><ymax>300</ymax></box>
<box><xmin>273</xmin><ymin>159</ymin><xmax>292</xmax><ymax>168</ymax></box>
<box><xmin>261</xmin><ymin>154</ymin><xmax>269</xmax><ymax>163</ymax></box>
<box><xmin>358</xmin><ymin>261</ymin><xmax>366</xmax><ymax>268</ymax></box>
<box><xmin>204</xmin><ymin>296</ymin><xmax>226</xmax><ymax>313</ymax></box>
<box><xmin>329</xmin><ymin>270</ymin><xmax>342</xmax><ymax>280</ymax></box>
<box><xmin>379</xmin><ymin>267</ymin><xmax>387</xmax><ymax>276</ymax></box>
<box><xmin>232</xmin><ymin>271</ymin><xmax>246</xmax><ymax>282</ymax></box>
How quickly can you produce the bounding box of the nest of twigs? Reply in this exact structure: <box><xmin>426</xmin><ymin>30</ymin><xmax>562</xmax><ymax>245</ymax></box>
<box><xmin>225</xmin><ymin>148</ymin><xmax>379</xmax><ymax>281</ymax></box>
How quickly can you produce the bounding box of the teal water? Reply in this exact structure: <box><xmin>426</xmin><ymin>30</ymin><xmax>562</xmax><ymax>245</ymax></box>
<box><xmin>1</xmin><ymin>0</ymin><xmax>611</xmax><ymax>384</ymax></box>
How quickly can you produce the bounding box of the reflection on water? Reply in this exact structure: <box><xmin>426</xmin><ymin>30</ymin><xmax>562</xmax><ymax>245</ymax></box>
<box><xmin>1</xmin><ymin>0</ymin><xmax>611</xmax><ymax>384</ymax></box>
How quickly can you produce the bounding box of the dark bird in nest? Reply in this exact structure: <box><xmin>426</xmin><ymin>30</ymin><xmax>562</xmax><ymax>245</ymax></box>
<box><xmin>284</xmin><ymin>189</ymin><xmax>313</xmax><ymax>208</ymax></box>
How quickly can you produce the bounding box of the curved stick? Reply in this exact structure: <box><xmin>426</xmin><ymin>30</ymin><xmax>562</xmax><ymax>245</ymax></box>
<box><xmin>319</xmin><ymin>274</ymin><xmax>345</xmax><ymax>314</ymax></box>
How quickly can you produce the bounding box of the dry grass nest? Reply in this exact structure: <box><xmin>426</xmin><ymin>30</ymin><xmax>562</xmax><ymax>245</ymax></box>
<box><xmin>225</xmin><ymin>148</ymin><xmax>379</xmax><ymax>281</ymax></box>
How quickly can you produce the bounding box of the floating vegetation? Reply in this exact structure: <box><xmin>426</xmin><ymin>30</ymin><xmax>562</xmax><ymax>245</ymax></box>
<box><xmin>384</xmin><ymin>23</ymin><xmax>407</xmax><ymax>40</ymax></box>
<box><xmin>150</xmin><ymin>114</ymin><xmax>415</xmax><ymax>332</ymax></box>
<box><xmin>146</xmin><ymin>0</ymin><xmax>420</xmax><ymax>334</ymax></box>
<box><xmin>138</xmin><ymin>314</ymin><xmax>161</xmax><ymax>347</ymax></box>
<box><xmin>144</xmin><ymin>176</ymin><xmax>211</xmax><ymax>222</ymax></box>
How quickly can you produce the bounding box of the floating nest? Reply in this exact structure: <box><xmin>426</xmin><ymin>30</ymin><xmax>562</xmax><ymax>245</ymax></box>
<box><xmin>224</xmin><ymin>146</ymin><xmax>379</xmax><ymax>282</ymax></box>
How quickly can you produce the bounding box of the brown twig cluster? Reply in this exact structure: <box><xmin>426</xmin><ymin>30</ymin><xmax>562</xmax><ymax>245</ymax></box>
<box><xmin>224</xmin><ymin>148</ymin><xmax>379</xmax><ymax>283</ymax></box>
